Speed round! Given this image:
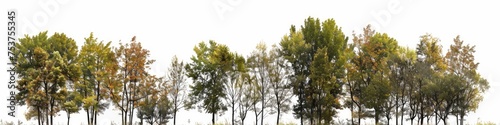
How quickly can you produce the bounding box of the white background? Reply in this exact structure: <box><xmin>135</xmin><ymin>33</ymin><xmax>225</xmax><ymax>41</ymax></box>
<box><xmin>1</xmin><ymin>0</ymin><xmax>499</xmax><ymax>124</ymax></box>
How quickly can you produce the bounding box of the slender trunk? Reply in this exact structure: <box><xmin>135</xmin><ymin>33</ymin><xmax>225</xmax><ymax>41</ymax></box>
<box><xmin>375</xmin><ymin>111</ymin><xmax>379</xmax><ymax>125</ymax></box>
<box><xmin>419</xmin><ymin>102</ymin><xmax>424</xmax><ymax>125</ymax></box>
<box><xmin>38</xmin><ymin>107</ymin><xmax>41</xmax><ymax>125</ymax></box>
<box><xmin>95</xmin><ymin>82</ymin><xmax>100</xmax><ymax>125</ymax></box>
<box><xmin>349</xmin><ymin>102</ymin><xmax>354</xmax><ymax>125</ymax></box>
<box><xmin>459</xmin><ymin>114</ymin><xmax>464</xmax><ymax>125</ymax></box>
<box><xmin>212</xmin><ymin>112</ymin><xmax>215</xmax><ymax>125</ymax></box>
<box><xmin>87</xmin><ymin>109</ymin><xmax>91</xmax><ymax>125</ymax></box>
<box><xmin>140</xmin><ymin>117</ymin><xmax>143</xmax><ymax>125</ymax></box>
<box><xmin>45</xmin><ymin>83</ymin><xmax>49</xmax><ymax>125</ymax></box>
<box><xmin>400</xmin><ymin>101</ymin><xmax>405</xmax><ymax>125</ymax></box>
<box><xmin>277</xmin><ymin>105</ymin><xmax>281</xmax><ymax>125</ymax></box>
<box><xmin>357</xmin><ymin>105</ymin><xmax>361</xmax><ymax>125</ymax></box>
<box><xmin>94</xmin><ymin>109</ymin><xmax>97</xmax><ymax>125</ymax></box>
<box><xmin>46</xmin><ymin>106</ymin><xmax>49</xmax><ymax>125</ymax></box>
<box><xmin>254</xmin><ymin>103</ymin><xmax>259</xmax><ymax>125</ymax></box>
<box><xmin>300</xmin><ymin>87</ymin><xmax>303</xmax><ymax>125</ymax></box>
<box><xmin>173</xmin><ymin>108</ymin><xmax>177</xmax><ymax>125</ymax></box>
<box><xmin>396</xmin><ymin>94</ymin><xmax>399</xmax><ymax>125</ymax></box>
<box><xmin>212</xmin><ymin>101</ymin><xmax>216</xmax><ymax>125</ymax></box>
<box><xmin>67</xmin><ymin>113</ymin><xmax>70</xmax><ymax>125</ymax></box>
<box><xmin>130</xmin><ymin>102</ymin><xmax>134</xmax><ymax>125</ymax></box>
<box><xmin>50</xmin><ymin>98</ymin><xmax>54</xmax><ymax>125</ymax></box>
<box><xmin>261</xmin><ymin>90</ymin><xmax>264</xmax><ymax>125</ymax></box>
<box><xmin>435</xmin><ymin>110</ymin><xmax>438</xmax><ymax>125</ymax></box>
<box><xmin>232</xmin><ymin>102</ymin><xmax>235</xmax><ymax>125</ymax></box>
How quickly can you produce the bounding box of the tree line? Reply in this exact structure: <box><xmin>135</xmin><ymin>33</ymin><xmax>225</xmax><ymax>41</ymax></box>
<box><xmin>12</xmin><ymin>17</ymin><xmax>488</xmax><ymax>125</ymax></box>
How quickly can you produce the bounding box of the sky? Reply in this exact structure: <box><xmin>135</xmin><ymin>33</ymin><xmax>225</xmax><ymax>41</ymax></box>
<box><xmin>1</xmin><ymin>0</ymin><xmax>500</xmax><ymax>125</ymax></box>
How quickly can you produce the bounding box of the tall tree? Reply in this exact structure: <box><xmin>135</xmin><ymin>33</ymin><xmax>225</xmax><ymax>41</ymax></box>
<box><xmin>112</xmin><ymin>36</ymin><xmax>154</xmax><ymax>125</ymax></box>
<box><xmin>184</xmin><ymin>40</ymin><xmax>230</xmax><ymax>125</ymax></box>
<box><xmin>166</xmin><ymin>55</ymin><xmax>187</xmax><ymax>125</ymax></box>
<box><xmin>415</xmin><ymin>34</ymin><xmax>446</xmax><ymax>125</ymax></box>
<box><xmin>445</xmin><ymin>36</ymin><xmax>489</xmax><ymax>125</ymax></box>
<box><xmin>78</xmin><ymin>33</ymin><xmax>117</xmax><ymax>125</ymax></box>
<box><xmin>247</xmin><ymin>42</ymin><xmax>272</xmax><ymax>125</ymax></box>
<box><xmin>224</xmin><ymin>53</ymin><xmax>246</xmax><ymax>125</ymax></box>
<box><xmin>136</xmin><ymin>75</ymin><xmax>172</xmax><ymax>125</ymax></box>
<box><xmin>15</xmin><ymin>31</ymin><xmax>80</xmax><ymax>125</ymax></box>
<box><xmin>268</xmin><ymin>44</ymin><xmax>293</xmax><ymax>125</ymax></box>
<box><xmin>237</xmin><ymin>73</ymin><xmax>254</xmax><ymax>125</ymax></box>
<box><xmin>60</xmin><ymin>88</ymin><xmax>82</xmax><ymax>125</ymax></box>
<box><xmin>280</xmin><ymin>17</ymin><xmax>348</xmax><ymax>125</ymax></box>
<box><xmin>387</xmin><ymin>46</ymin><xmax>417</xmax><ymax>125</ymax></box>
<box><xmin>350</xmin><ymin>25</ymin><xmax>398</xmax><ymax>124</ymax></box>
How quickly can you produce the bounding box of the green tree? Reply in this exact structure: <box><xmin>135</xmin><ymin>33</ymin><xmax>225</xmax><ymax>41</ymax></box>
<box><xmin>78</xmin><ymin>33</ymin><xmax>117</xmax><ymax>125</ymax></box>
<box><xmin>247</xmin><ymin>42</ymin><xmax>272</xmax><ymax>125</ymax></box>
<box><xmin>15</xmin><ymin>31</ymin><xmax>80</xmax><ymax>125</ymax></box>
<box><xmin>268</xmin><ymin>44</ymin><xmax>293</xmax><ymax>125</ymax></box>
<box><xmin>387</xmin><ymin>46</ymin><xmax>417</xmax><ymax>125</ymax></box>
<box><xmin>349</xmin><ymin>25</ymin><xmax>398</xmax><ymax>124</ymax></box>
<box><xmin>136</xmin><ymin>75</ymin><xmax>172</xmax><ymax>125</ymax></box>
<box><xmin>61</xmin><ymin>88</ymin><xmax>82</xmax><ymax>125</ymax></box>
<box><xmin>280</xmin><ymin>17</ymin><xmax>347</xmax><ymax>125</ymax></box>
<box><xmin>414</xmin><ymin>34</ymin><xmax>446</xmax><ymax>125</ymax></box>
<box><xmin>184</xmin><ymin>40</ymin><xmax>230</xmax><ymax>125</ymax></box>
<box><xmin>445</xmin><ymin>36</ymin><xmax>489</xmax><ymax>125</ymax></box>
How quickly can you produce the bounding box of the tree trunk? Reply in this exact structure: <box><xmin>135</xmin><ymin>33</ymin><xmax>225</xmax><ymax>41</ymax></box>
<box><xmin>358</xmin><ymin>106</ymin><xmax>361</xmax><ymax>125</ymax></box>
<box><xmin>460</xmin><ymin>114</ymin><xmax>464</xmax><ymax>125</ymax></box>
<box><xmin>400</xmin><ymin>102</ymin><xmax>405</xmax><ymax>125</ymax></box>
<box><xmin>50</xmin><ymin>98</ymin><xmax>54</xmax><ymax>125</ymax></box>
<box><xmin>232</xmin><ymin>102</ymin><xmax>235</xmax><ymax>125</ymax></box>
<box><xmin>261</xmin><ymin>93</ymin><xmax>264</xmax><ymax>125</ymax></box>
<box><xmin>395</xmin><ymin>95</ymin><xmax>399</xmax><ymax>125</ymax></box>
<box><xmin>67</xmin><ymin>113</ymin><xmax>70</xmax><ymax>125</ymax></box>
<box><xmin>95</xmin><ymin>82</ymin><xmax>100</xmax><ymax>125</ymax></box>
<box><xmin>46</xmin><ymin>107</ymin><xmax>49</xmax><ymax>125</ymax></box>
<box><xmin>277</xmin><ymin>107</ymin><xmax>280</xmax><ymax>125</ymax></box>
<box><xmin>140</xmin><ymin>117</ymin><xmax>143</xmax><ymax>125</ymax></box>
<box><xmin>38</xmin><ymin>107</ymin><xmax>41</xmax><ymax>125</ymax></box>
<box><xmin>174</xmin><ymin>108</ymin><xmax>177</xmax><ymax>125</ymax></box>
<box><xmin>212</xmin><ymin>112</ymin><xmax>216</xmax><ymax>125</ymax></box>
<box><xmin>349</xmin><ymin>104</ymin><xmax>354</xmax><ymax>125</ymax></box>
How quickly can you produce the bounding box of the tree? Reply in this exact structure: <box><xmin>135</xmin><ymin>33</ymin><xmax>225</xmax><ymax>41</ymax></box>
<box><xmin>184</xmin><ymin>40</ymin><xmax>230</xmax><ymax>125</ymax></box>
<box><xmin>237</xmin><ymin>73</ymin><xmax>254</xmax><ymax>125</ymax></box>
<box><xmin>111</xmin><ymin>36</ymin><xmax>155</xmax><ymax>125</ymax></box>
<box><xmin>247</xmin><ymin>42</ymin><xmax>273</xmax><ymax>125</ymax></box>
<box><xmin>309</xmin><ymin>47</ymin><xmax>342</xmax><ymax>124</ymax></box>
<box><xmin>61</xmin><ymin>88</ymin><xmax>82</xmax><ymax>125</ymax></box>
<box><xmin>445</xmin><ymin>36</ymin><xmax>489</xmax><ymax>125</ymax></box>
<box><xmin>349</xmin><ymin>25</ymin><xmax>398</xmax><ymax>124</ymax></box>
<box><xmin>280</xmin><ymin>17</ymin><xmax>348</xmax><ymax>125</ymax></box>
<box><xmin>414</xmin><ymin>34</ymin><xmax>446</xmax><ymax>125</ymax></box>
<box><xmin>78</xmin><ymin>33</ymin><xmax>117</xmax><ymax>125</ymax></box>
<box><xmin>136</xmin><ymin>75</ymin><xmax>172</xmax><ymax>125</ymax></box>
<box><xmin>14</xmin><ymin>31</ymin><xmax>80</xmax><ymax>125</ymax></box>
<box><xmin>166</xmin><ymin>55</ymin><xmax>187</xmax><ymax>125</ymax></box>
<box><xmin>223</xmin><ymin>53</ymin><xmax>246</xmax><ymax>125</ymax></box>
<box><xmin>387</xmin><ymin>46</ymin><xmax>417</xmax><ymax>125</ymax></box>
<box><xmin>268</xmin><ymin>44</ymin><xmax>293</xmax><ymax>125</ymax></box>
